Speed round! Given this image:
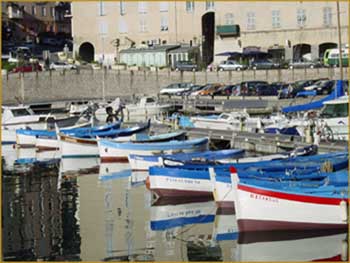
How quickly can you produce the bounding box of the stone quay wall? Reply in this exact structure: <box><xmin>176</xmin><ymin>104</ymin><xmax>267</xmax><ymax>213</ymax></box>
<box><xmin>2</xmin><ymin>67</ymin><xmax>347</xmax><ymax>105</ymax></box>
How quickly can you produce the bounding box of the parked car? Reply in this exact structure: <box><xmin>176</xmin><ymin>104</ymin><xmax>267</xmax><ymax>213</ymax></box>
<box><xmin>255</xmin><ymin>83</ymin><xmax>289</xmax><ymax>96</ymax></box>
<box><xmin>239</xmin><ymin>81</ymin><xmax>269</xmax><ymax>96</ymax></box>
<box><xmin>12</xmin><ymin>63</ymin><xmax>42</xmax><ymax>73</ymax></box>
<box><xmin>173</xmin><ymin>60</ymin><xmax>198</xmax><ymax>71</ymax></box>
<box><xmin>303</xmin><ymin>80</ymin><xmax>336</xmax><ymax>95</ymax></box>
<box><xmin>213</xmin><ymin>85</ymin><xmax>237</xmax><ymax>96</ymax></box>
<box><xmin>49</xmin><ymin>62</ymin><xmax>77</xmax><ymax>70</ymax></box>
<box><xmin>289</xmin><ymin>60</ymin><xmax>322</xmax><ymax>69</ymax></box>
<box><xmin>251</xmin><ymin>59</ymin><xmax>279</xmax><ymax>70</ymax></box>
<box><xmin>193</xmin><ymin>83</ymin><xmax>223</xmax><ymax>96</ymax></box>
<box><xmin>159</xmin><ymin>82</ymin><xmax>193</xmax><ymax>95</ymax></box>
<box><xmin>217</xmin><ymin>60</ymin><xmax>246</xmax><ymax>71</ymax></box>
<box><xmin>182</xmin><ymin>85</ymin><xmax>206</xmax><ymax>96</ymax></box>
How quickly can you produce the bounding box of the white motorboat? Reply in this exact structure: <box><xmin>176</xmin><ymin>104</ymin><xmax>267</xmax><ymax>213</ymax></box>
<box><xmin>265</xmin><ymin>96</ymin><xmax>349</xmax><ymax>141</ymax></box>
<box><xmin>191</xmin><ymin>111</ymin><xmax>279</xmax><ymax>133</ymax></box>
<box><xmin>2</xmin><ymin>105</ymin><xmax>79</xmax><ymax>144</ymax></box>
<box><xmin>123</xmin><ymin>97</ymin><xmax>172</xmax><ymax>121</ymax></box>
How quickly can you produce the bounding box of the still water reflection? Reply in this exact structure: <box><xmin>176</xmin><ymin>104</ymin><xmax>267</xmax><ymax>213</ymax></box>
<box><xmin>2</xmin><ymin>147</ymin><xmax>348</xmax><ymax>261</ymax></box>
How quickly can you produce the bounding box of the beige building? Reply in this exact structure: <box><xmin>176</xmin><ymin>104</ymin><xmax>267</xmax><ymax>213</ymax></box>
<box><xmin>71</xmin><ymin>1</ymin><xmax>349</xmax><ymax>66</ymax></box>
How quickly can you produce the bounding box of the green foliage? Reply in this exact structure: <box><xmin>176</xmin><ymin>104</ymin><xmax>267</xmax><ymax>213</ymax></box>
<box><xmin>2</xmin><ymin>61</ymin><xmax>16</xmax><ymax>71</ymax></box>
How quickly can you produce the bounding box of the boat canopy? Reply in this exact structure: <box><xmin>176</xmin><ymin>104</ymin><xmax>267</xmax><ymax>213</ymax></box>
<box><xmin>281</xmin><ymin>80</ymin><xmax>346</xmax><ymax>113</ymax></box>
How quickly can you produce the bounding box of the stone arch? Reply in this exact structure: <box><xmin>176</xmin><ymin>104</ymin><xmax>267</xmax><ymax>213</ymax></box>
<box><xmin>79</xmin><ymin>42</ymin><xmax>95</xmax><ymax>63</ymax></box>
<box><xmin>292</xmin><ymin>43</ymin><xmax>311</xmax><ymax>61</ymax></box>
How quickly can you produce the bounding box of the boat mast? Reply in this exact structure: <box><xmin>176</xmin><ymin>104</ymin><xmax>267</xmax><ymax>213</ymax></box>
<box><xmin>336</xmin><ymin>0</ymin><xmax>343</xmax><ymax>81</ymax></box>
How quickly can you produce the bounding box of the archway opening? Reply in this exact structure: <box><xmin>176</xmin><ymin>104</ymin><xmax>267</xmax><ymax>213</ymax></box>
<box><xmin>79</xmin><ymin>42</ymin><xmax>95</xmax><ymax>63</ymax></box>
<box><xmin>319</xmin><ymin>42</ymin><xmax>337</xmax><ymax>59</ymax></box>
<box><xmin>292</xmin><ymin>43</ymin><xmax>311</xmax><ymax>61</ymax></box>
<box><xmin>201</xmin><ymin>12</ymin><xmax>215</xmax><ymax>67</ymax></box>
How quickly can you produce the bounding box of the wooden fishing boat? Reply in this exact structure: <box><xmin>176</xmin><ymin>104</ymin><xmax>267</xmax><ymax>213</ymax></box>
<box><xmin>231</xmin><ymin>167</ymin><xmax>349</xmax><ymax>232</ymax></box>
<box><xmin>147</xmin><ymin>166</ymin><xmax>214</xmax><ymax>198</ymax></box>
<box><xmin>131</xmin><ymin>130</ymin><xmax>186</xmax><ymax>143</ymax></box>
<box><xmin>98</xmin><ymin>137</ymin><xmax>209</xmax><ymax>163</ymax></box>
<box><xmin>16</xmin><ymin>121</ymin><xmax>92</xmax><ymax>148</ymax></box>
<box><xmin>58</xmin><ymin>122</ymin><xmax>150</xmax><ymax>158</ymax></box>
<box><xmin>128</xmin><ymin>149</ymin><xmax>244</xmax><ymax>171</ymax></box>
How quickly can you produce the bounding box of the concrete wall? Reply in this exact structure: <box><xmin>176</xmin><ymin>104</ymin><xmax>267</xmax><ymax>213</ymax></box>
<box><xmin>2</xmin><ymin>67</ymin><xmax>346</xmax><ymax>104</ymax></box>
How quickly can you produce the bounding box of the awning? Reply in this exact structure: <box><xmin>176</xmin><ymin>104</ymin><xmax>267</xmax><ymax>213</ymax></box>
<box><xmin>215</xmin><ymin>51</ymin><xmax>242</xmax><ymax>57</ymax></box>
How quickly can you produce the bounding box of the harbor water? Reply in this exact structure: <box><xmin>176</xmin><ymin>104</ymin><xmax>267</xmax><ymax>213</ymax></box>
<box><xmin>2</xmin><ymin>145</ymin><xmax>348</xmax><ymax>261</ymax></box>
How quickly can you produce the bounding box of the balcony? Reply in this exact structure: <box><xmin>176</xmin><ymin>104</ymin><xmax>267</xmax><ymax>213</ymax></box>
<box><xmin>8</xmin><ymin>6</ymin><xmax>23</xmax><ymax>19</ymax></box>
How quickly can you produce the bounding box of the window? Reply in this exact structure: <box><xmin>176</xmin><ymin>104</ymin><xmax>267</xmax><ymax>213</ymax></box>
<box><xmin>159</xmin><ymin>2</ymin><xmax>168</xmax><ymax>12</ymax></box>
<box><xmin>225</xmin><ymin>13</ymin><xmax>234</xmax><ymax>25</ymax></box>
<box><xmin>120</xmin><ymin>1</ymin><xmax>126</xmax><ymax>15</ymax></box>
<box><xmin>272</xmin><ymin>10</ymin><xmax>280</xmax><ymax>28</ymax></box>
<box><xmin>138</xmin><ymin>2</ymin><xmax>147</xmax><ymax>14</ymax></box>
<box><xmin>186</xmin><ymin>1</ymin><xmax>194</xmax><ymax>12</ymax></box>
<box><xmin>206</xmin><ymin>1</ymin><xmax>214</xmax><ymax>10</ymax></box>
<box><xmin>41</xmin><ymin>7</ymin><xmax>46</xmax><ymax>16</ymax></box>
<box><xmin>140</xmin><ymin>17</ymin><xmax>147</xmax><ymax>32</ymax></box>
<box><xmin>161</xmin><ymin>15</ymin><xmax>168</xmax><ymax>31</ymax></box>
<box><xmin>99</xmin><ymin>1</ymin><xmax>106</xmax><ymax>16</ymax></box>
<box><xmin>323</xmin><ymin>7</ymin><xmax>332</xmax><ymax>26</ymax></box>
<box><xmin>50</xmin><ymin>7</ymin><xmax>55</xmax><ymax>17</ymax></box>
<box><xmin>247</xmin><ymin>12</ymin><xmax>256</xmax><ymax>30</ymax></box>
<box><xmin>31</xmin><ymin>5</ymin><xmax>36</xmax><ymax>15</ymax></box>
<box><xmin>99</xmin><ymin>21</ymin><xmax>108</xmax><ymax>35</ymax></box>
<box><xmin>297</xmin><ymin>9</ymin><xmax>306</xmax><ymax>27</ymax></box>
<box><xmin>119</xmin><ymin>18</ymin><xmax>128</xmax><ymax>33</ymax></box>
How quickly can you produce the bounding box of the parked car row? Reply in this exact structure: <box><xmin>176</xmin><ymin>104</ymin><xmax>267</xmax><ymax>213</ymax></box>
<box><xmin>170</xmin><ymin>59</ymin><xmax>327</xmax><ymax>72</ymax></box>
<box><xmin>160</xmin><ymin>78</ymin><xmax>344</xmax><ymax>98</ymax></box>
<box><xmin>8</xmin><ymin>61</ymin><xmax>78</xmax><ymax>73</ymax></box>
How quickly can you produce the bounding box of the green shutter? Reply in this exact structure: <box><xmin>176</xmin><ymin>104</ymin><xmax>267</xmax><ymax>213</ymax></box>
<box><xmin>216</xmin><ymin>25</ymin><xmax>240</xmax><ymax>36</ymax></box>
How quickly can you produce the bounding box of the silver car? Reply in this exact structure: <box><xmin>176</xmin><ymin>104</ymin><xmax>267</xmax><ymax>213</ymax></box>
<box><xmin>217</xmin><ymin>60</ymin><xmax>246</xmax><ymax>71</ymax></box>
<box><xmin>49</xmin><ymin>61</ymin><xmax>77</xmax><ymax>70</ymax></box>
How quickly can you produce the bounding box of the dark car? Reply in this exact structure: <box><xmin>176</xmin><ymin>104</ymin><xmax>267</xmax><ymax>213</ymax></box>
<box><xmin>173</xmin><ymin>60</ymin><xmax>198</xmax><ymax>71</ymax></box>
<box><xmin>303</xmin><ymin>80</ymin><xmax>336</xmax><ymax>95</ymax></box>
<box><xmin>289</xmin><ymin>60</ymin><xmax>322</xmax><ymax>69</ymax></box>
<box><xmin>213</xmin><ymin>85</ymin><xmax>236</xmax><ymax>96</ymax></box>
<box><xmin>255</xmin><ymin>84</ymin><xmax>279</xmax><ymax>96</ymax></box>
<box><xmin>12</xmin><ymin>63</ymin><xmax>42</xmax><ymax>73</ymax></box>
<box><xmin>251</xmin><ymin>59</ymin><xmax>279</xmax><ymax>70</ymax></box>
<box><xmin>239</xmin><ymin>81</ymin><xmax>269</xmax><ymax>96</ymax></box>
<box><xmin>182</xmin><ymin>85</ymin><xmax>206</xmax><ymax>96</ymax></box>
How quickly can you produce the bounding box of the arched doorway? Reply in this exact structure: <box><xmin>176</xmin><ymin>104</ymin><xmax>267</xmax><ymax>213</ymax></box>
<box><xmin>79</xmin><ymin>42</ymin><xmax>94</xmax><ymax>63</ymax></box>
<box><xmin>201</xmin><ymin>12</ymin><xmax>215</xmax><ymax>66</ymax></box>
<box><xmin>319</xmin><ymin>42</ymin><xmax>337</xmax><ymax>59</ymax></box>
<box><xmin>292</xmin><ymin>43</ymin><xmax>311</xmax><ymax>61</ymax></box>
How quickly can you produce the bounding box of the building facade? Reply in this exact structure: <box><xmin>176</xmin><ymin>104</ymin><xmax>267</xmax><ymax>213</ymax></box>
<box><xmin>2</xmin><ymin>1</ymin><xmax>71</xmax><ymax>43</ymax></box>
<box><xmin>71</xmin><ymin>1</ymin><xmax>349</xmax><ymax>66</ymax></box>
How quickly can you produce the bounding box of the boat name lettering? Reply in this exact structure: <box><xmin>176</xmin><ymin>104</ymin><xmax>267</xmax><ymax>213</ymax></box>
<box><xmin>167</xmin><ymin>209</ymin><xmax>201</xmax><ymax>218</ymax></box>
<box><xmin>165</xmin><ymin>177</ymin><xmax>200</xmax><ymax>184</ymax></box>
<box><xmin>250</xmin><ymin>193</ymin><xmax>278</xmax><ymax>202</ymax></box>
